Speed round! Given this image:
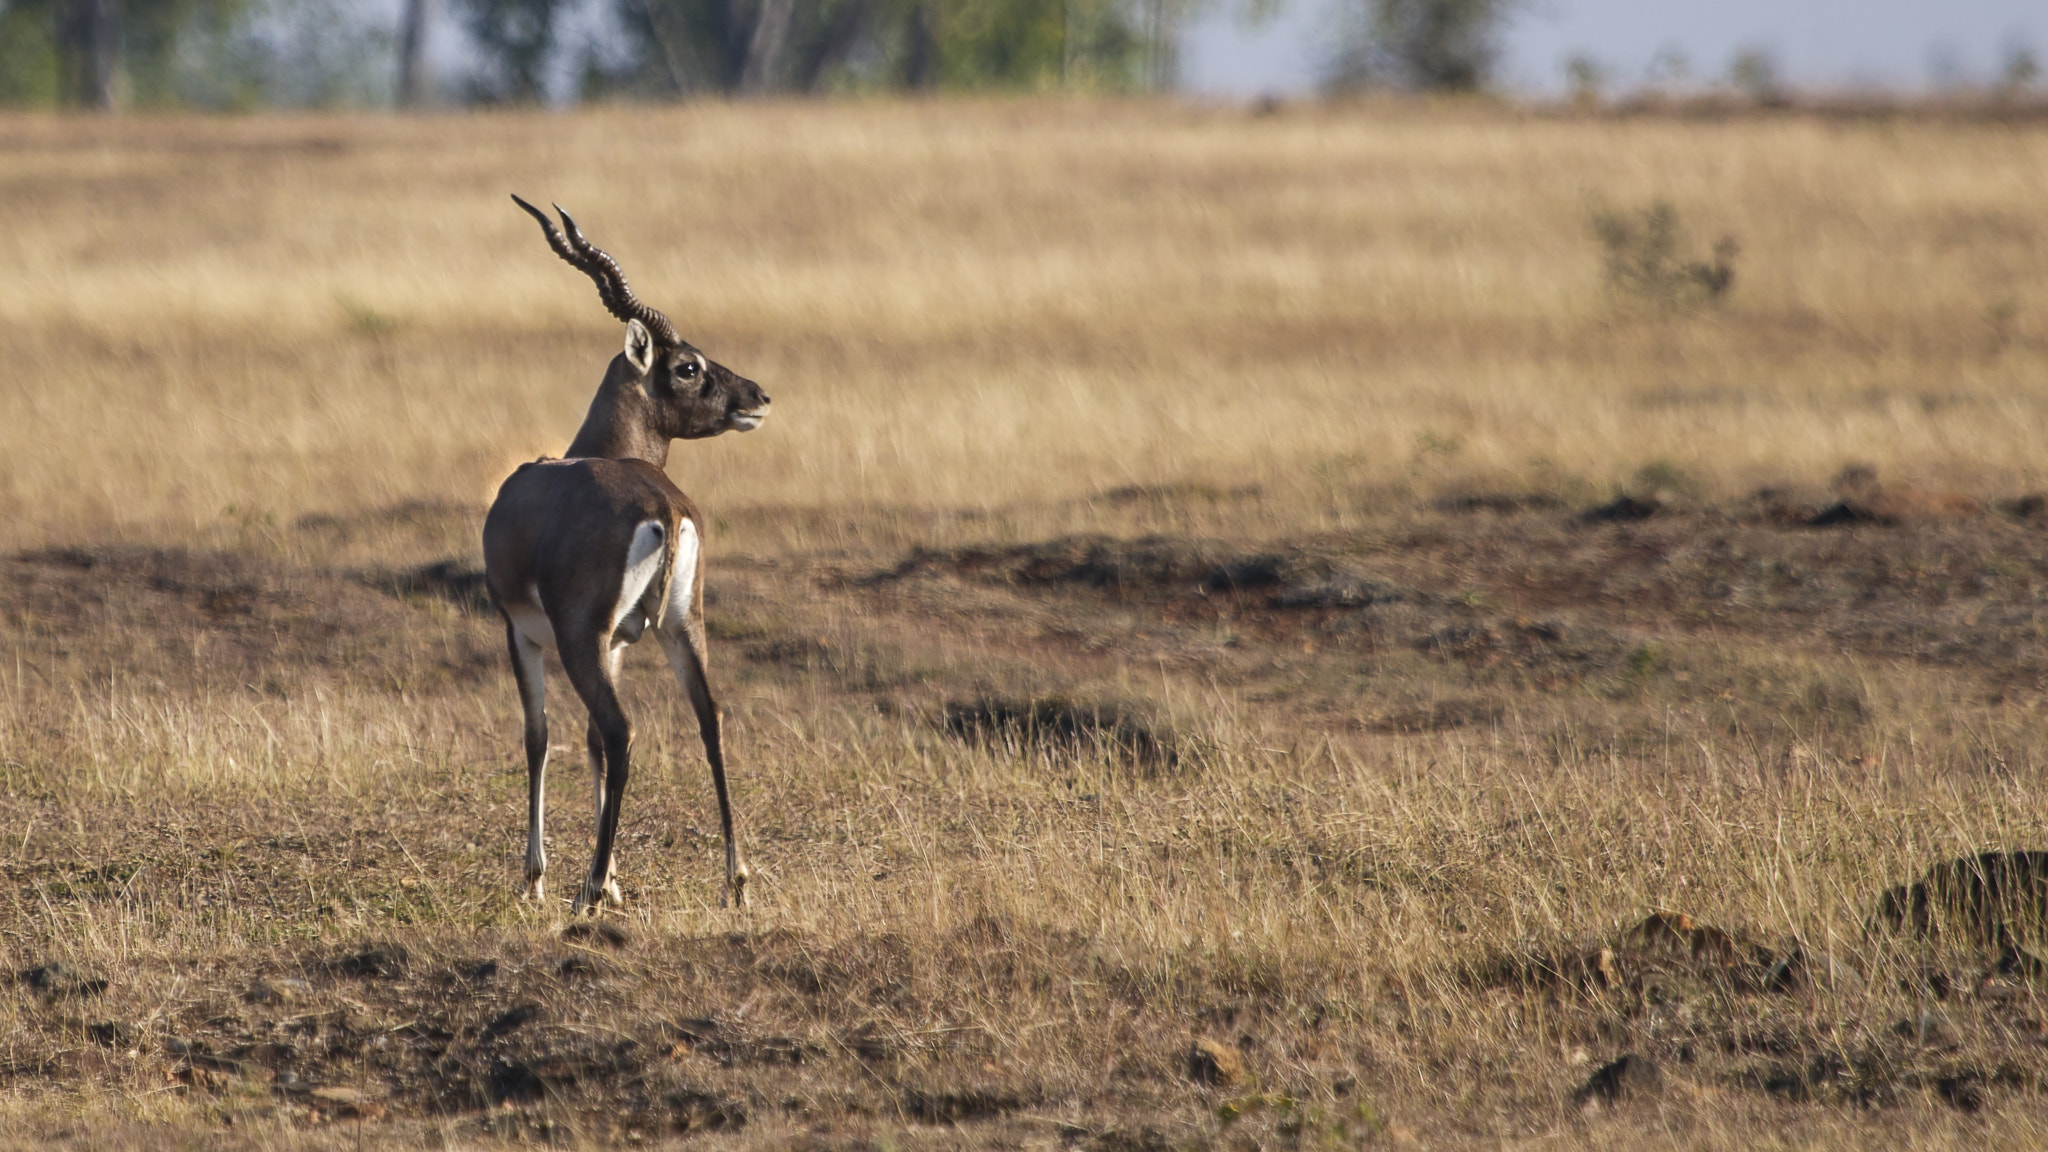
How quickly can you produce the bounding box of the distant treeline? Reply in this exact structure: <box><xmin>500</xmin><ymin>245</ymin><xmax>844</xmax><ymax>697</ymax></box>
<box><xmin>0</xmin><ymin>0</ymin><xmax>1209</xmax><ymax>108</ymax></box>
<box><xmin>3</xmin><ymin>0</ymin><xmax>2041</xmax><ymax>112</ymax></box>
<box><xmin>0</xmin><ymin>0</ymin><xmax>1570</xmax><ymax>109</ymax></box>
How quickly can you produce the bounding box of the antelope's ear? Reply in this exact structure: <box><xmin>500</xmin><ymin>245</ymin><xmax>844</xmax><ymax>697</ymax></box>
<box><xmin>623</xmin><ymin>319</ymin><xmax>656</xmax><ymax>376</ymax></box>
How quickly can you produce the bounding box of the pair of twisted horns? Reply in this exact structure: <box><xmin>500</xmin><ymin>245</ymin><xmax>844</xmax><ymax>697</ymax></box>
<box><xmin>511</xmin><ymin>194</ymin><xmax>682</xmax><ymax>348</ymax></box>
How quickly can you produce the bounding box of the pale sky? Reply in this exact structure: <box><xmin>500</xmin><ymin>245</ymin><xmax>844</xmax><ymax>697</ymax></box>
<box><xmin>1181</xmin><ymin>0</ymin><xmax>2046</xmax><ymax>97</ymax></box>
<box><xmin>396</xmin><ymin>0</ymin><xmax>2047</xmax><ymax>104</ymax></box>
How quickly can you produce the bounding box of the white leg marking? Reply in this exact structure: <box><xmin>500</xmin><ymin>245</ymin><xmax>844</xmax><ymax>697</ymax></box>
<box><xmin>595</xmin><ymin>642</ymin><xmax>626</xmax><ymax>907</ymax></box>
<box><xmin>507</xmin><ymin>602</ymin><xmax>557</xmax><ymax>652</ymax></box>
<box><xmin>515</xmin><ymin>629</ymin><xmax>550</xmax><ymax>901</ymax></box>
<box><xmin>661</xmin><ymin>520</ymin><xmax>700</xmax><ymax>623</ymax></box>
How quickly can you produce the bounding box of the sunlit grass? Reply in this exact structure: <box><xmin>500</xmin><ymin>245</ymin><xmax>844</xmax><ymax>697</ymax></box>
<box><xmin>1</xmin><ymin>101</ymin><xmax>2044</xmax><ymax>554</ymax></box>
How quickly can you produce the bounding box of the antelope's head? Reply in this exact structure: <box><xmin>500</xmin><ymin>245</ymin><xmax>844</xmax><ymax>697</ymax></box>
<box><xmin>512</xmin><ymin>195</ymin><xmax>771</xmax><ymax>442</ymax></box>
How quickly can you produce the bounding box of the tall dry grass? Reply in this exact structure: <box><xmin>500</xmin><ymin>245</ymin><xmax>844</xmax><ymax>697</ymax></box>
<box><xmin>1</xmin><ymin>101</ymin><xmax>2044</xmax><ymax>556</ymax></box>
<box><xmin>4</xmin><ymin>102</ymin><xmax>2048</xmax><ymax>1147</ymax></box>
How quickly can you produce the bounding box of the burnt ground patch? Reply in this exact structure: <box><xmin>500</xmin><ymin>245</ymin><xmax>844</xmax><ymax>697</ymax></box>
<box><xmin>1</xmin><ymin>545</ymin><xmax>497</xmax><ymax>695</ymax></box>
<box><xmin>862</xmin><ymin>504</ymin><xmax>2048</xmax><ymax>692</ymax></box>
<box><xmin>871</xmin><ymin>534</ymin><xmax>1243</xmax><ymax>593</ymax></box>
<box><xmin>940</xmin><ymin>697</ymin><xmax>1180</xmax><ymax>772</ymax></box>
<box><xmin>372</xmin><ymin>559</ymin><xmax>493</xmax><ymax>616</ymax></box>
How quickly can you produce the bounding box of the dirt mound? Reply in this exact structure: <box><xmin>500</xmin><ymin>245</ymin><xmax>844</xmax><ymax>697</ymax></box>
<box><xmin>1870</xmin><ymin>851</ymin><xmax>2048</xmax><ymax>949</ymax></box>
<box><xmin>1580</xmin><ymin>495</ymin><xmax>1662</xmax><ymax>523</ymax></box>
<box><xmin>1098</xmin><ymin>482</ymin><xmax>1262</xmax><ymax>507</ymax></box>
<box><xmin>1471</xmin><ymin>910</ymin><xmax>1801</xmax><ymax>997</ymax></box>
<box><xmin>876</xmin><ymin>535</ymin><xmax>1237</xmax><ymax>593</ymax></box>
<box><xmin>1272</xmin><ymin>573</ymin><xmax>1411</xmax><ymax>609</ymax></box>
<box><xmin>1808</xmin><ymin>466</ymin><xmax>1983</xmax><ymax>527</ymax></box>
<box><xmin>1416</xmin><ymin>617</ymin><xmax>1638</xmax><ymax>685</ymax></box>
<box><xmin>1573</xmin><ymin>1053</ymin><xmax>1661</xmax><ymax>1107</ymax></box>
<box><xmin>873</xmin><ymin>536</ymin><xmax>1423</xmax><ymax>621</ymax></box>
<box><xmin>1466</xmin><ymin>909</ymin><xmax>2048</xmax><ymax>1109</ymax></box>
<box><xmin>941</xmin><ymin>697</ymin><xmax>1180</xmax><ymax>772</ymax></box>
<box><xmin>1436</xmin><ymin>492</ymin><xmax>1565</xmax><ymax>515</ymax></box>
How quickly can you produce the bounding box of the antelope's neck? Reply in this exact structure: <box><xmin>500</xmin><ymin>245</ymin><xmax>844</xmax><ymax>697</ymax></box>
<box><xmin>564</xmin><ymin>379</ymin><xmax>670</xmax><ymax>468</ymax></box>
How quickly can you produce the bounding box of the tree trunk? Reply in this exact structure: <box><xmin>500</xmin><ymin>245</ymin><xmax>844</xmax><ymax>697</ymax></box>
<box><xmin>397</xmin><ymin>0</ymin><xmax>431</xmax><ymax>107</ymax></box>
<box><xmin>901</xmin><ymin>4</ymin><xmax>934</xmax><ymax>90</ymax></box>
<box><xmin>793</xmin><ymin>0</ymin><xmax>869</xmax><ymax>93</ymax></box>
<box><xmin>61</xmin><ymin>0</ymin><xmax>118</xmax><ymax>110</ymax></box>
<box><xmin>1146</xmin><ymin>0</ymin><xmax>1166</xmax><ymax>91</ymax></box>
<box><xmin>736</xmin><ymin>0</ymin><xmax>792</xmax><ymax>95</ymax></box>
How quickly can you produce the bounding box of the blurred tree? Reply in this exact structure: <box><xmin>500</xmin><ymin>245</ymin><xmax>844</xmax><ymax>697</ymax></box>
<box><xmin>2000</xmin><ymin>44</ymin><xmax>2039</xmax><ymax>94</ymax></box>
<box><xmin>173</xmin><ymin>0</ymin><xmax>393</xmax><ymax>108</ymax></box>
<box><xmin>1561</xmin><ymin>50</ymin><xmax>1602</xmax><ymax>106</ymax></box>
<box><xmin>0</xmin><ymin>0</ymin><xmax>1199</xmax><ymax>107</ymax></box>
<box><xmin>607</xmin><ymin>0</ymin><xmax>865</xmax><ymax>94</ymax></box>
<box><xmin>60</xmin><ymin>0</ymin><xmax>118</xmax><ymax>107</ymax></box>
<box><xmin>0</xmin><ymin>0</ymin><xmax>263</xmax><ymax>108</ymax></box>
<box><xmin>0</xmin><ymin>0</ymin><xmax>63</xmax><ymax>105</ymax></box>
<box><xmin>1727</xmin><ymin>45</ymin><xmax>1782</xmax><ymax>106</ymax></box>
<box><xmin>456</xmin><ymin>0</ymin><xmax>569</xmax><ymax>101</ymax></box>
<box><xmin>396</xmin><ymin>0</ymin><xmax>429</xmax><ymax>104</ymax></box>
<box><xmin>598</xmin><ymin>0</ymin><xmax>1166</xmax><ymax>97</ymax></box>
<box><xmin>125</xmin><ymin>0</ymin><xmax>218</xmax><ymax>104</ymax></box>
<box><xmin>1325</xmin><ymin>0</ymin><xmax>1516</xmax><ymax>93</ymax></box>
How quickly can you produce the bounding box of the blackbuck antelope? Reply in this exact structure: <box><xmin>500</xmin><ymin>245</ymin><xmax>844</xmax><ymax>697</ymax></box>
<box><xmin>484</xmin><ymin>195</ymin><xmax>769</xmax><ymax>914</ymax></box>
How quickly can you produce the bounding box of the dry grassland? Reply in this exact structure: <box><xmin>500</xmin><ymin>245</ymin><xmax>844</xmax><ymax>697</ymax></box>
<box><xmin>1</xmin><ymin>99</ymin><xmax>2048</xmax><ymax>1149</ymax></box>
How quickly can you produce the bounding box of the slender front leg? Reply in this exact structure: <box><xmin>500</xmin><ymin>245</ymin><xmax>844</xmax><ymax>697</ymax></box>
<box><xmin>505</xmin><ymin>617</ymin><xmax>551</xmax><ymax>902</ymax></box>
<box><xmin>657</xmin><ymin>617</ymin><xmax>748</xmax><ymax>908</ymax></box>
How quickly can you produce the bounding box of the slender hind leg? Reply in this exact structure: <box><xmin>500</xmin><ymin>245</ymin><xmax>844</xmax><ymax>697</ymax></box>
<box><xmin>656</xmin><ymin>617</ymin><xmax>747</xmax><ymax>907</ymax></box>
<box><xmin>504</xmin><ymin>617</ymin><xmax>551</xmax><ymax>902</ymax></box>
<box><xmin>560</xmin><ymin>632</ymin><xmax>632</xmax><ymax>917</ymax></box>
<box><xmin>585</xmin><ymin>640</ymin><xmax>627</xmax><ymax>906</ymax></box>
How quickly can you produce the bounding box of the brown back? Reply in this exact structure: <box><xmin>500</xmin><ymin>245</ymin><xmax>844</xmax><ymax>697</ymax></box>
<box><xmin>483</xmin><ymin>457</ymin><xmax>701</xmax><ymax>626</ymax></box>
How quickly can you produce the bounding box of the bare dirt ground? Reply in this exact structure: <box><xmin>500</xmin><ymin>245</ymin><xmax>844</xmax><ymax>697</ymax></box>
<box><xmin>9</xmin><ymin>484</ymin><xmax>2048</xmax><ymax>1148</ymax></box>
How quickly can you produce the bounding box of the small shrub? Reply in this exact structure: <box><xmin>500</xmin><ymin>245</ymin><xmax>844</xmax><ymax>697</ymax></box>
<box><xmin>1626</xmin><ymin>642</ymin><xmax>1664</xmax><ymax>680</ymax></box>
<box><xmin>336</xmin><ymin>293</ymin><xmax>401</xmax><ymax>336</ymax></box>
<box><xmin>1985</xmin><ymin>296</ymin><xmax>2019</xmax><ymax>355</ymax></box>
<box><xmin>1632</xmin><ymin>458</ymin><xmax>1700</xmax><ymax>500</ymax></box>
<box><xmin>1587</xmin><ymin>198</ymin><xmax>1739</xmax><ymax>310</ymax></box>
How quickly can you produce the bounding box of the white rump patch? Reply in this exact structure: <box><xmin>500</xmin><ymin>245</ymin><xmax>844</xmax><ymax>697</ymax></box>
<box><xmin>611</xmin><ymin>520</ymin><xmax>669</xmax><ymax>642</ymax></box>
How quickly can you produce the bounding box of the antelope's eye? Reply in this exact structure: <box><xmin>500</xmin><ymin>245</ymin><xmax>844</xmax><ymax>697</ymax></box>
<box><xmin>678</xmin><ymin>361</ymin><xmax>699</xmax><ymax>379</ymax></box>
